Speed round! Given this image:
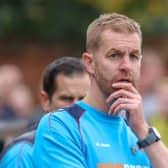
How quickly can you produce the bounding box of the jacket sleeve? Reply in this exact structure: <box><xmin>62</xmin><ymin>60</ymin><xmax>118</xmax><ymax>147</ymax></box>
<box><xmin>0</xmin><ymin>142</ymin><xmax>33</xmax><ymax>168</ymax></box>
<box><xmin>33</xmin><ymin>112</ymin><xmax>87</xmax><ymax>168</ymax></box>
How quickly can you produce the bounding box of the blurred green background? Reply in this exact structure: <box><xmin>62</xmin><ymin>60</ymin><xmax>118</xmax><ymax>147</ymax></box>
<box><xmin>0</xmin><ymin>0</ymin><xmax>167</xmax><ymax>43</ymax></box>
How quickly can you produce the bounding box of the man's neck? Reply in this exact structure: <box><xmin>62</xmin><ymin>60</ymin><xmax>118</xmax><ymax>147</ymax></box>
<box><xmin>83</xmin><ymin>84</ymin><xmax>110</xmax><ymax>113</ymax></box>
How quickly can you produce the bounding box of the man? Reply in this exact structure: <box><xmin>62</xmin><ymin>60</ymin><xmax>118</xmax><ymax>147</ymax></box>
<box><xmin>0</xmin><ymin>57</ymin><xmax>90</xmax><ymax>167</ymax></box>
<box><xmin>140</xmin><ymin>48</ymin><xmax>165</xmax><ymax>121</ymax></box>
<box><xmin>33</xmin><ymin>13</ymin><xmax>168</xmax><ymax>168</ymax></box>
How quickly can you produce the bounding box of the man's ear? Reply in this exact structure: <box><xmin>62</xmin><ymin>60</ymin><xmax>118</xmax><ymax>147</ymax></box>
<box><xmin>40</xmin><ymin>90</ymin><xmax>50</xmax><ymax>112</ymax></box>
<box><xmin>82</xmin><ymin>52</ymin><xmax>95</xmax><ymax>75</ymax></box>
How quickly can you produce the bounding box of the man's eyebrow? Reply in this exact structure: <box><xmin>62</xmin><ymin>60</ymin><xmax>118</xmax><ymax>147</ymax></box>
<box><xmin>131</xmin><ymin>50</ymin><xmax>142</xmax><ymax>58</ymax></box>
<box><xmin>131</xmin><ymin>49</ymin><xmax>141</xmax><ymax>54</ymax></box>
<box><xmin>106</xmin><ymin>48</ymin><xmax>141</xmax><ymax>56</ymax></box>
<box><xmin>106</xmin><ymin>48</ymin><xmax>123</xmax><ymax>55</ymax></box>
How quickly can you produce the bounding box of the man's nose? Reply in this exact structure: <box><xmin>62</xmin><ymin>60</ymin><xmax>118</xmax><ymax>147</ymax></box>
<box><xmin>119</xmin><ymin>55</ymin><xmax>132</xmax><ymax>72</ymax></box>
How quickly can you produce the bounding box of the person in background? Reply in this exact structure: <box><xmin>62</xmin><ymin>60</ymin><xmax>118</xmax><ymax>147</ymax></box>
<box><xmin>0</xmin><ymin>56</ymin><xmax>90</xmax><ymax>168</ymax></box>
<box><xmin>33</xmin><ymin>13</ymin><xmax>168</xmax><ymax>168</ymax></box>
<box><xmin>139</xmin><ymin>48</ymin><xmax>166</xmax><ymax>121</ymax></box>
<box><xmin>0</xmin><ymin>64</ymin><xmax>24</xmax><ymax>120</ymax></box>
<box><xmin>28</xmin><ymin>56</ymin><xmax>90</xmax><ymax>130</ymax></box>
<box><xmin>150</xmin><ymin>78</ymin><xmax>168</xmax><ymax>146</ymax></box>
<box><xmin>0</xmin><ymin>65</ymin><xmax>33</xmax><ymax>153</ymax></box>
<box><xmin>8</xmin><ymin>84</ymin><xmax>35</xmax><ymax>121</ymax></box>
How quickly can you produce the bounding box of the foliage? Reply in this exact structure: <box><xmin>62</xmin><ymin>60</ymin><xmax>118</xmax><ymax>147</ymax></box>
<box><xmin>0</xmin><ymin>0</ymin><xmax>100</xmax><ymax>42</ymax></box>
<box><xmin>80</xmin><ymin>0</ymin><xmax>168</xmax><ymax>38</ymax></box>
<box><xmin>0</xmin><ymin>0</ymin><xmax>167</xmax><ymax>42</ymax></box>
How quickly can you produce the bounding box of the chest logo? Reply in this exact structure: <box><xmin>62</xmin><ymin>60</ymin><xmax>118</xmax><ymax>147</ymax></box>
<box><xmin>96</xmin><ymin>142</ymin><xmax>110</xmax><ymax>148</ymax></box>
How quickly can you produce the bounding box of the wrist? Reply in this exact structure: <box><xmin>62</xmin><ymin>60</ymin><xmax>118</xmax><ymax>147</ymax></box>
<box><xmin>134</xmin><ymin>123</ymin><xmax>149</xmax><ymax>140</ymax></box>
<box><xmin>137</xmin><ymin>127</ymin><xmax>161</xmax><ymax>149</ymax></box>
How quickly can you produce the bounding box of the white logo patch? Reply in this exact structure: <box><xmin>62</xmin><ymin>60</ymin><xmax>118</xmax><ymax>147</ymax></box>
<box><xmin>96</xmin><ymin>142</ymin><xmax>110</xmax><ymax>148</ymax></box>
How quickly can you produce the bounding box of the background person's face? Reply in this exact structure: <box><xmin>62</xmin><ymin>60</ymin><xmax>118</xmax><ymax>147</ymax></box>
<box><xmin>92</xmin><ymin>29</ymin><xmax>142</xmax><ymax>97</ymax></box>
<box><xmin>49</xmin><ymin>73</ymin><xmax>90</xmax><ymax>111</ymax></box>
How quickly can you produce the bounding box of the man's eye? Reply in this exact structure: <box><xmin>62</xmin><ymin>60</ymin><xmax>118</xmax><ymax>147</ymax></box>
<box><xmin>110</xmin><ymin>53</ymin><xmax>121</xmax><ymax>59</ymax></box>
<box><xmin>130</xmin><ymin>54</ymin><xmax>140</xmax><ymax>60</ymax></box>
<box><xmin>60</xmin><ymin>96</ymin><xmax>74</xmax><ymax>101</ymax></box>
<box><xmin>78</xmin><ymin>96</ymin><xmax>84</xmax><ymax>100</ymax></box>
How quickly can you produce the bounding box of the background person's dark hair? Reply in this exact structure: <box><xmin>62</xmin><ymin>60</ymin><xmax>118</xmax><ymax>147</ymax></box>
<box><xmin>42</xmin><ymin>57</ymin><xmax>87</xmax><ymax>100</ymax></box>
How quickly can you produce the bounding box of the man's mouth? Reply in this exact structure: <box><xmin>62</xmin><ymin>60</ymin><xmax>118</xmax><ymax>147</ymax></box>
<box><xmin>117</xmin><ymin>79</ymin><xmax>132</xmax><ymax>83</ymax></box>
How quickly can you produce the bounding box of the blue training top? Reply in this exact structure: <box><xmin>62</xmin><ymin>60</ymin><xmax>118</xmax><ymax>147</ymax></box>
<box><xmin>0</xmin><ymin>131</ymin><xmax>35</xmax><ymax>168</ymax></box>
<box><xmin>33</xmin><ymin>101</ymin><xmax>152</xmax><ymax>168</ymax></box>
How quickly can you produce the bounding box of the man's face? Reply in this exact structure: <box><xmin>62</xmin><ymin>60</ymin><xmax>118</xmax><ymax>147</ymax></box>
<box><xmin>48</xmin><ymin>73</ymin><xmax>90</xmax><ymax>111</ymax></box>
<box><xmin>91</xmin><ymin>29</ymin><xmax>142</xmax><ymax>97</ymax></box>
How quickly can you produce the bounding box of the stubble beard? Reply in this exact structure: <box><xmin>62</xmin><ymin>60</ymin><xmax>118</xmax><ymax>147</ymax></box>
<box><xmin>96</xmin><ymin>73</ymin><xmax>139</xmax><ymax>99</ymax></box>
<box><xmin>95</xmin><ymin>75</ymin><xmax>116</xmax><ymax>99</ymax></box>
<box><xmin>93</xmin><ymin>60</ymin><xmax>140</xmax><ymax>100</ymax></box>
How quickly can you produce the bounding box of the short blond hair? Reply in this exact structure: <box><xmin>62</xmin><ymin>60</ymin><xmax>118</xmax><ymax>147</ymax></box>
<box><xmin>86</xmin><ymin>13</ymin><xmax>142</xmax><ymax>52</ymax></box>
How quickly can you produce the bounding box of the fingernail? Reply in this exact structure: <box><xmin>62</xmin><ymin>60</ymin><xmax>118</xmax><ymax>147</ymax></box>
<box><xmin>112</xmin><ymin>83</ymin><xmax>117</xmax><ymax>87</ymax></box>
